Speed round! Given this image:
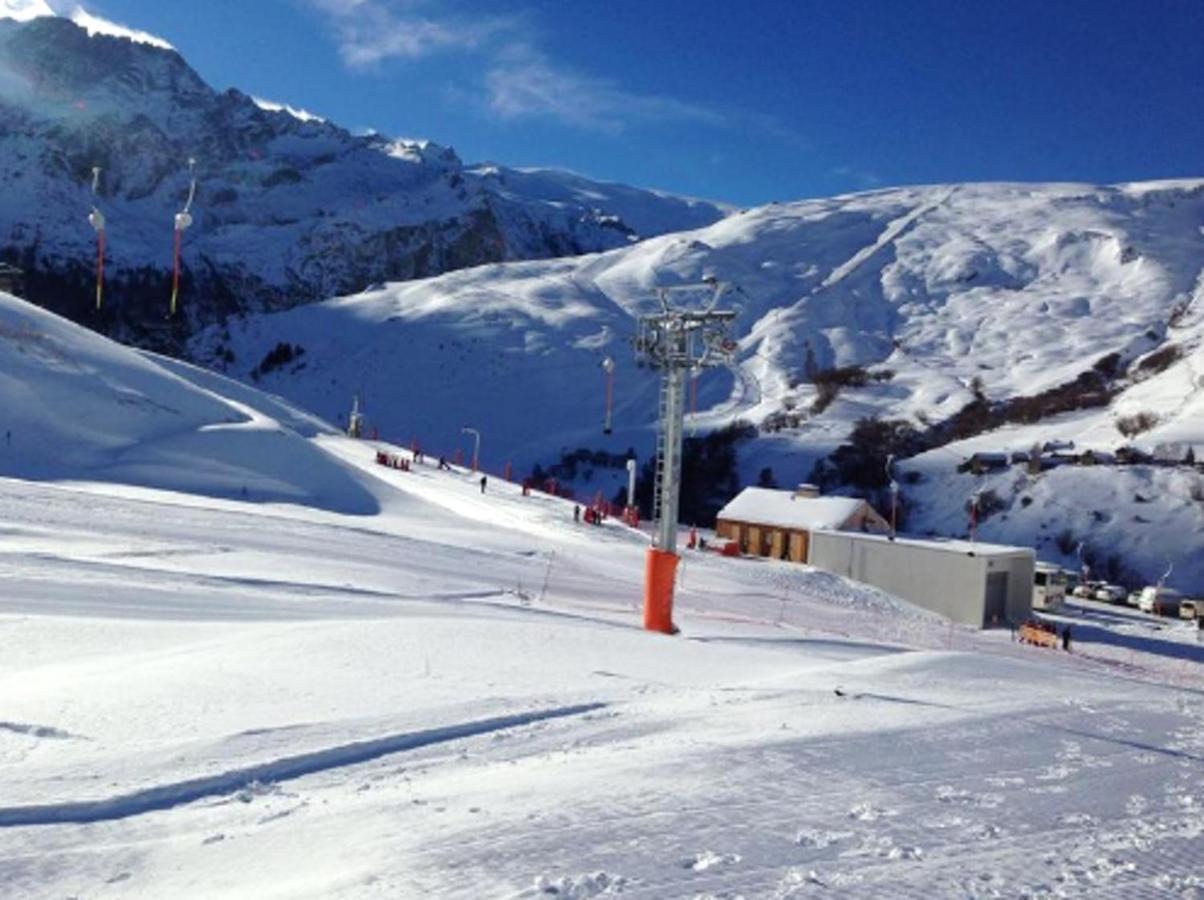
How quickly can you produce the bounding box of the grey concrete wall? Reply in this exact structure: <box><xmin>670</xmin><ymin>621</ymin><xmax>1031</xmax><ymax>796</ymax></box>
<box><xmin>996</xmin><ymin>554</ymin><xmax>1034</xmax><ymax>622</ymax></box>
<box><xmin>808</xmin><ymin>533</ymin><xmax>1033</xmax><ymax>627</ymax></box>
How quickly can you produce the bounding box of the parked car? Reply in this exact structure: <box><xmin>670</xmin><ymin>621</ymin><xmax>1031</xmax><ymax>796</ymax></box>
<box><xmin>1072</xmin><ymin>582</ymin><xmax>1098</xmax><ymax>599</ymax></box>
<box><xmin>1093</xmin><ymin>583</ymin><xmax>1127</xmax><ymax>604</ymax></box>
<box><xmin>1138</xmin><ymin>586</ymin><xmax>1184</xmax><ymax>617</ymax></box>
<box><xmin>1126</xmin><ymin>590</ymin><xmax>1144</xmax><ymax>608</ymax></box>
<box><xmin>1179</xmin><ymin>599</ymin><xmax>1200</xmax><ymax>621</ymax></box>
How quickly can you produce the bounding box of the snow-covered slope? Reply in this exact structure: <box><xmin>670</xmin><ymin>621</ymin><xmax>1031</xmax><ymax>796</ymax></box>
<box><xmin>2</xmin><ymin>280</ymin><xmax>1202</xmax><ymax>896</ymax></box>
<box><xmin>0</xmin><ymin>288</ymin><xmax>383</xmax><ymax>512</ymax></box>
<box><xmin>2</xmin><ymin>304</ymin><xmax>1203</xmax><ymax>894</ymax></box>
<box><xmin>195</xmin><ymin>180</ymin><xmax>1204</xmax><ymax>589</ymax></box>
<box><xmin>0</xmin><ymin>14</ymin><xmax>727</xmax><ymax>345</ymax></box>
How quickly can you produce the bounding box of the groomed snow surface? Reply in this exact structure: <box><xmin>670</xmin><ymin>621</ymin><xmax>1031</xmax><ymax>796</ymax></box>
<box><xmin>2</xmin><ymin>290</ymin><xmax>1203</xmax><ymax>897</ymax></box>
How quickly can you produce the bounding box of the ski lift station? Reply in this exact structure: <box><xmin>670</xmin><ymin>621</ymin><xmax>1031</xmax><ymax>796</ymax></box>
<box><xmin>715</xmin><ymin>485</ymin><xmax>890</xmax><ymax>562</ymax></box>
<box><xmin>715</xmin><ymin>485</ymin><xmax>1033</xmax><ymax>627</ymax></box>
<box><xmin>808</xmin><ymin>531</ymin><xmax>1034</xmax><ymax>628</ymax></box>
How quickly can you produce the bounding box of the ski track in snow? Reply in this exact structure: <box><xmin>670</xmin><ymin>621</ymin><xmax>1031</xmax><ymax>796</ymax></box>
<box><xmin>0</xmin><ymin>705</ymin><xmax>604</xmax><ymax>827</ymax></box>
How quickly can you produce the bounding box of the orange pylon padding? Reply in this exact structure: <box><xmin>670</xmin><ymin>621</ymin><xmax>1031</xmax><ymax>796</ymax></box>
<box><xmin>643</xmin><ymin>547</ymin><xmax>679</xmax><ymax>634</ymax></box>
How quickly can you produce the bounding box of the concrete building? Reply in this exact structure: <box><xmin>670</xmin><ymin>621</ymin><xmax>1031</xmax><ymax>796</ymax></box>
<box><xmin>808</xmin><ymin>531</ymin><xmax>1034</xmax><ymax>627</ymax></box>
<box><xmin>715</xmin><ymin>485</ymin><xmax>890</xmax><ymax>563</ymax></box>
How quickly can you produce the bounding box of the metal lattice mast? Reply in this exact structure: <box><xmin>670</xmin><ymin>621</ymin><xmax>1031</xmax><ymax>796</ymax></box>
<box><xmin>635</xmin><ymin>280</ymin><xmax>739</xmax><ymax>554</ymax></box>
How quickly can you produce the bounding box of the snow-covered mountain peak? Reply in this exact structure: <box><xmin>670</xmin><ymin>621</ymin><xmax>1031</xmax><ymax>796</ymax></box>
<box><xmin>0</xmin><ymin>0</ymin><xmax>53</xmax><ymax>22</ymax></box>
<box><xmin>0</xmin><ymin>11</ymin><xmax>729</xmax><ymax>344</ymax></box>
<box><xmin>67</xmin><ymin>7</ymin><xmax>173</xmax><ymax>49</ymax></box>
<box><xmin>250</xmin><ymin>95</ymin><xmax>325</xmax><ymax>124</ymax></box>
<box><xmin>1</xmin><ymin>1</ymin><xmax>173</xmax><ymax>49</ymax></box>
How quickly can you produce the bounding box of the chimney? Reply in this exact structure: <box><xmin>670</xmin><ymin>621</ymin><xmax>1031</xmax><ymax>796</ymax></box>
<box><xmin>793</xmin><ymin>483</ymin><xmax>820</xmax><ymax>499</ymax></box>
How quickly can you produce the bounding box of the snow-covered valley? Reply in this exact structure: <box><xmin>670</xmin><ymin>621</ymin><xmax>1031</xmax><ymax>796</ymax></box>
<box><xmin>195</xmin><ymin>180</ymin><xmax>1204</xmax><ymax>592</ymax></box>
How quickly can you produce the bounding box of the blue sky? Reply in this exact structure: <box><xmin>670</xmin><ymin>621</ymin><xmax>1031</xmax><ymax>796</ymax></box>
<box><xmin>45</xmin><ymin>0</ymin><xmax>1204</xmax><ymax>205</ymax></box>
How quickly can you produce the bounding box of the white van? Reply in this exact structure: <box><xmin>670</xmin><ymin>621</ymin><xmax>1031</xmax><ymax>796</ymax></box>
<box><xmin>1138</xmin><ymin>586</ymin><xmax>1183</xmax><ymax>617</ymax></box>
<box><xmin>1033</xmin><ymin>563</ymin><xmax>1068</xmax><ymax>610</ymax></box>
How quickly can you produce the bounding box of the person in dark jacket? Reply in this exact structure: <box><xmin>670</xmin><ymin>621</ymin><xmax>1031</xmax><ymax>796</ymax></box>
<box><xmin>480</xmin><ymin>476</ymin><xmax>487</xmax><ymax>493</ymax></box>
<box><xmin>1062</xmin><ymin>624</ymin><xmax>1072</xmax><ymax>652</ymax></box>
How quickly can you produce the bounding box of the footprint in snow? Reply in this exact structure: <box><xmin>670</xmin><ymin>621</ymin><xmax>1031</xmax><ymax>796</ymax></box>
<box><xmin>528</xmin><ymin>872</ymin><xmax>627</xmax><ymax>898</ymax></box>
<box><xmin>794</xmin><ymin>828</ymin><xmax>852</xmax><ymax>849</ymax></box>
<box><xmin>935</xmin><ymin>785</ymin><xmax>1004</xmax><ymax>808</ymax></box>
<box><xmin>680</xmin><ymin>851</ymin><xmax>741</xmax><ymax>872</ymax></box>
<box><xmin>848</xmin><ymin>802</ymin><xmax>897</xmax><ymax>821</ymax></box>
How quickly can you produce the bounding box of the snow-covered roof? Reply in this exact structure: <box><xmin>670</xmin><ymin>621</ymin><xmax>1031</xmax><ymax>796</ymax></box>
<box><xmin>816</xmin><ymin>530</ymin><xmax>1034</xmax><ymax>559</ymax></box>
<box><xmin>716</xmin><ymin>488</ymin><xmax>866</xmax><ymax>531</ymax></box>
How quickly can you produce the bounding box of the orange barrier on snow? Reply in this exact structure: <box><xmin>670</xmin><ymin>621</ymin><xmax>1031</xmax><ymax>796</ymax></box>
<box><xmin>643</xmin><ymin>547</ymin><xmax>679</xmax><ymax>634</ymax></box>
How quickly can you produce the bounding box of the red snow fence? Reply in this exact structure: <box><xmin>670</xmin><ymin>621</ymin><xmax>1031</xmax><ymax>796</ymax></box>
<box><xmin>374</xmin><ymin>451</ymin><xmax>411</xmax><ymax>472</ymax></box>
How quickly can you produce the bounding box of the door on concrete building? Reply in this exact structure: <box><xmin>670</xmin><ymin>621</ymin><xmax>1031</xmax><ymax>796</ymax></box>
<box><xmin>984</xmin><ymin>571</ymin><xmax>1009</xmax><ymax>627</ymax></box>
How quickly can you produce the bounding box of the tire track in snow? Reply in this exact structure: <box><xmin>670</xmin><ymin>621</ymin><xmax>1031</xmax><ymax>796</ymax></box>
<box><xmin>0</xmin><ymin>704</ymin><xmax>605</xmax><ymax>827</ymax></box>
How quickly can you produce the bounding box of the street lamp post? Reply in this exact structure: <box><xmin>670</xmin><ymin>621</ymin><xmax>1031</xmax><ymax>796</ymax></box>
<box><xmin>460</xmin><ymin>426</ymin><xmax>480</xmax><ymax>472</ymax></box>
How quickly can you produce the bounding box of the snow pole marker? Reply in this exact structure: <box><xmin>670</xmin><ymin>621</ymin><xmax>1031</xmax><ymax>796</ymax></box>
<box><xmin>87</xmin><ymin>166</ymin><xmax>106</xmax><ymax>311</ymax></box>
<box><xmin>601</xmin><ymin>356</ymin><xmax>615</xmax><ymax>434</ymax></box>
<box><xmin>169</xmin><ymin>158</ymin><xmax>197</xmax><ymax>318</ymax></box>
<box><xmin>688</xmin><ymin>369</ymin><xmax>699</xmax><ymax>436</ymax></box>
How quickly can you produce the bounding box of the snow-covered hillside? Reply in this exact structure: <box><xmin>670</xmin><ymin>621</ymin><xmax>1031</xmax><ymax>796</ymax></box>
<box><xmin>195</xmin><ymin>180</ymin><xmax>1204</xmax><ymax>590</ymax></box>
<box><xmin>0</xmin><ymin>288</ymin><xmax>384</xmax><ymax>512</ymax></box>
<box><xmin>1</xmin><ymin>281</ymin><xmax>1202</xmax><ymax>897</ymax></box>
<box><xmin>0</xmin><ymin>13</ymin><xmax>727</xmax><ymax>344</ymax></box>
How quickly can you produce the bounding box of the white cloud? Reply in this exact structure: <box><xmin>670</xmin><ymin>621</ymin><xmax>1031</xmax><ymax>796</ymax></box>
<box><xmin>303</xmin><ymin>0</ymin><xmax>508</xmax><ymax>68</ymax></box>
<box><xmin>485</xmin><ymin>52</ymin><xmax>727</xmax><ymax>135</ymax></box>
<box><xmin>301</xmin><ymin>1</ymin><xmax>803</xmax><ymax>144</ymax></box>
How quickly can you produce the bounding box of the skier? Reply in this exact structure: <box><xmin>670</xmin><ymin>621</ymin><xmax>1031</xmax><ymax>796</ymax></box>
<box><xmin>480</xmin><ymin>475</ymin><xmax>487</xmax><ymax>494</ymax></box>
<box><xmin>1062</xmin><ymin>624</ymin><xmax>1072</xmax><ymax>652</ymax></box>
<box><xmin>573</xmin><ymin>505</ymin><xmax>581</xmax><ymax>523</ymax></box>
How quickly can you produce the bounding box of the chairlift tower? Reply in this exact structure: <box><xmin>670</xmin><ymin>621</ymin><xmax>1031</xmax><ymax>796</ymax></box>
<box><xmin>633</xmin><ymin>279</ymin><xmax>738</xmax><ymax>633</ymax></box>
